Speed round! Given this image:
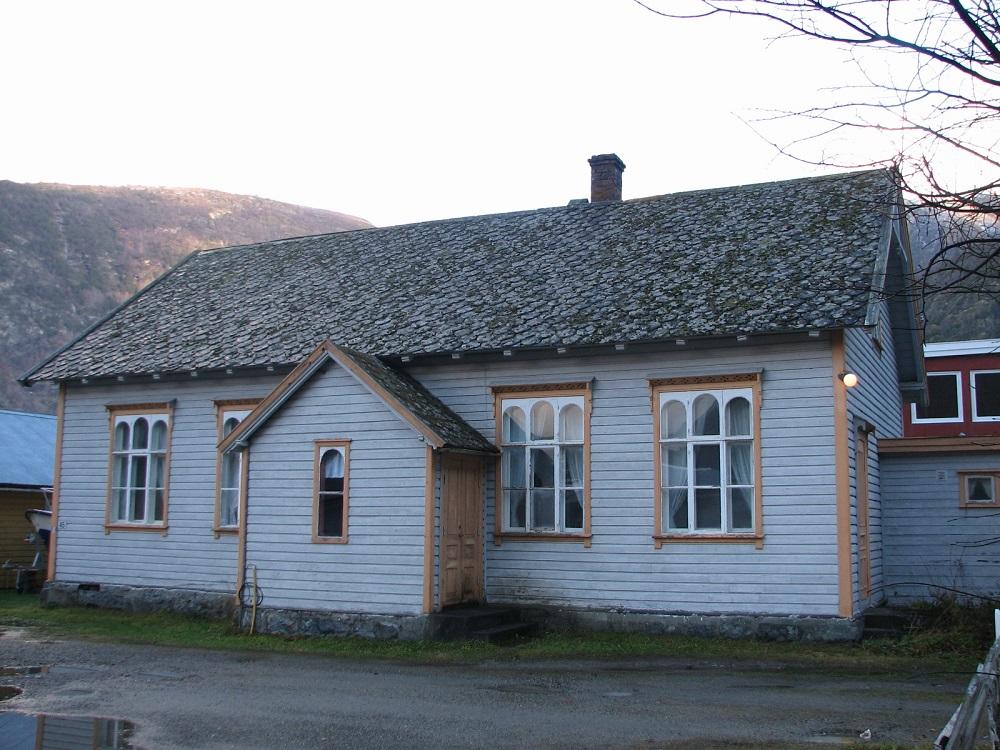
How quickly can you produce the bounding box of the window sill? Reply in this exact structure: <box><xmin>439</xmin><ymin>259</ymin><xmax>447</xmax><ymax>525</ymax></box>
<box><xmin>104</xmin><ymin>523</ymin><xmax>168</xmax><ymax>535</ymax></box>
<box><xmin>213</xmin><ymin>527</ymin><xmax>239</xmax><ymax>537</ymax></box>
<box><xmin>312</xmin><ymin>535</ymin><xmax>349</xmax><ymax>545</ymax></box>
<box><xmin>495</xmin><ymin>532</ymin><xmax>592</xmax><ymax>548</ymax></box>
<box><xmin>654</xmin><ymin>533</ymin><xmax>763</xmax><ymax>550</ymax></box>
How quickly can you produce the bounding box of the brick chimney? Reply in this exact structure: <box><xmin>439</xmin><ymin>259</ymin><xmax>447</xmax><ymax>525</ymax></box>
<box><xmin>588</xmin><ymin>153</ymin><xmax>625</xmax><ymax>202</ymax></box>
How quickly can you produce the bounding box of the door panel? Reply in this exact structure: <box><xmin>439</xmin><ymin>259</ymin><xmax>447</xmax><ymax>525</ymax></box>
<box><xmin>439</xmin><ymin>453</ymin><xmax>484</xmax><ymax>608</ymax></box>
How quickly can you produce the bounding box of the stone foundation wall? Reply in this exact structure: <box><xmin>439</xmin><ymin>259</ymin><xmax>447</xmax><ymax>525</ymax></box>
<box><xmin>40</xmin><ymin>581</ymin><xmax>861</xmax><ymax>642</ymax></box>
<box><xmin>520</xmin><ymin>605</ymin><xmax>862</xmax><ymax>642</ymax></box>
<box><xmin>241</xmin><ymin>606</ymin><xmax>430</xmax><ymax>640</ymax></box>
<box><xmin>41</xmin><ymin>581</ymin><xmax>235</xmax><ymax>620</ymax></box>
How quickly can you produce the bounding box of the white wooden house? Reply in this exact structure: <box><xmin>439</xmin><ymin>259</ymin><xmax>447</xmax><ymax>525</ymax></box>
<box><xmin>21</xmin><ymin>157</ymin><xmax>924</xmax><ymax>639</ymax></box>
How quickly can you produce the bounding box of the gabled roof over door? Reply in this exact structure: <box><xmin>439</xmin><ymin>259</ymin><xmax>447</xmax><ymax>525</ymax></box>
<box><xmin>218</xmin><ymin>341</ymin><xmax>496</xmax><ymax>455</ymax></box>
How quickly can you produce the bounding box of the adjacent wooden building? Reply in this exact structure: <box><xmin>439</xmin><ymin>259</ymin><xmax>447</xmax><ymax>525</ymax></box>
<box><xmin>880</xmin><ymin>339</ymin><xmax>1000</xmax><ymax>602</ymax></box>
<box><xmin>0</xmin><ymin>409</ymin><xmax>56</xmax><ymax>589</ymax></box>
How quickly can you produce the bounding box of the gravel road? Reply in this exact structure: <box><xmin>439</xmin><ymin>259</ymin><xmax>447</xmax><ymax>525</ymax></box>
<box><xmin>0</xmin><ymin>625</ymin><xmax>968</xmax><ymax>749</ymax></box>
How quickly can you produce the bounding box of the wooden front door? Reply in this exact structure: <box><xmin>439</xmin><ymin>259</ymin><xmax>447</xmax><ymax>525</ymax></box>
<box><xmin>856</xmin><ymin>427</ymin><xmax>871</xmax><ymax>601</ymax></box>
<box><xmin>439</xmin><ymin>453</ymin><xmax>484</xmax><ymax>608</ymax></box>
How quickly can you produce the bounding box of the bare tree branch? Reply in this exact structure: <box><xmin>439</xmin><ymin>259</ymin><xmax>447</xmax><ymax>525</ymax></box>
<box><xmin>637</xmin><ymin>0</ymin><xmax>1000</xmax><ymax>339</ymax></box>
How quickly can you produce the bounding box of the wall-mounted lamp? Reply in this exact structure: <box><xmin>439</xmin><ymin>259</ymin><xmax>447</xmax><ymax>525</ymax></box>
<box><xmin>838</xmin><ymin>371</ymin><xmax>859</xmax><ymax>388</ymax></box>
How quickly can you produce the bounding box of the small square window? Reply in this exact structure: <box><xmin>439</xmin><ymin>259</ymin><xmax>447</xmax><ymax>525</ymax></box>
<box><xmin>912</xmin><ymin>372</ymin><xmax>963</xmax><ymax>423</ymax></box>
<box><xmin>972</xmin><ymin>371</ymin><xmax>1000</xmax><ymax>422</ymax></box>
<box><xmin>959</xmin><ymin>471</ymin><xmax>1000</xmax><ymax>508</ymax></box>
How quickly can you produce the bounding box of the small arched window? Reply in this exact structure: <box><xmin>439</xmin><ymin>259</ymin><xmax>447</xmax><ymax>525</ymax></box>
<box><xmin>692</xmin><ymin>394</ymin><xmax>720</xmax><ymax>436</ymax></box>
<box><xmin>559</xmin><ymin>403</ymin><xmax>584</xmax><ymax>442</ymax></box>
<box><xmin>530</xmin><ymin>401</ymin><xmax>555</xmax><ymax>441</ymax></box>
<box><xmin>216</xmin><ymin>404</ymin><xmax>255</xmax><ymax>531</ymax></box>
<box><xmin>726</xmin><ymin>397</ymin><xmax>751</xmax><ymax>437</ymax></box>
<box><xmin>315</xmin><ymin>442</ymin><xmax>350</xmax><ymax>541</ymax></box>
<box><xmin>503</xmin><ymin>406</ymin><xmax>527</xmax><ymax>443</ymax></box>
<box><xmin>660</xmin><ymin>400</ymin><xmax>686</xmax><ymax>440</ymax></box>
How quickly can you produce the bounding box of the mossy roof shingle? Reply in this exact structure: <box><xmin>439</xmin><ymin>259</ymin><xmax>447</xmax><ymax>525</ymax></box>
<box><xmin>25</xmin><ymin>169</ymin><xmax>894</xmax><ymax>382</ymax></box>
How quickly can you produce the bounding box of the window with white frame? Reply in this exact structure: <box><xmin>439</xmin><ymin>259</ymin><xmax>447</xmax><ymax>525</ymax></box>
<box><xmin>972</xmin><ymin>370</ymin><xmax>1000</xmax><ymax>422</ymax></box>
<box><xmin>960</xmin><ymin>471</ymin><xmax>1000</xmax><ymax>507</ymax></box>
<box><xmin>658</xmin><ymin>388</ymin><xmax>755</xmax><ymax>534</ymax></box>
<box><xmin>912</xmin><ymin>372</ymin><xmax>963</xmax><ymax>423</ymax></box>
<box><xmin>314</xmin><ymin>441</ymin><xmax>349</xmax><ymax>541</ymax></box>
<box><xmin>500</xmin><ymin>395</ymin><xmax>585</xmax><ymax>534</ymax></box>
<box><xmin>217</xmin><ymin>407</ymin><xmax>252</xmax><ymax>529</ymax></box>
<box><xmin>110</xmin><ymin>411</ymin><xmax>170</xmax><ymax>525</ymax></box>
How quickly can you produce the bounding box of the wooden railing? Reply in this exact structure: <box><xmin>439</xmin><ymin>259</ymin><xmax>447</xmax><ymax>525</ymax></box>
<box><xmin>935</xmin><ymin>611</ymin><xmax>1000</xmax><ymax>750</ymax></box>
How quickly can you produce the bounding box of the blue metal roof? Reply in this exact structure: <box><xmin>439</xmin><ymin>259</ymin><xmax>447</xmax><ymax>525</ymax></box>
<box><xmin>0</xmin><ymin>409</ymin><xmax>56</xmax><ymax>487</ymax></box>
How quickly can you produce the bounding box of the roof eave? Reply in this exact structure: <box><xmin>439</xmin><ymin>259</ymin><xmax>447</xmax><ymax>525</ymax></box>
<box><xmin>19</xmin><ymin>249</ymin><xmax>205</xmax><ymax>386</ymax></box>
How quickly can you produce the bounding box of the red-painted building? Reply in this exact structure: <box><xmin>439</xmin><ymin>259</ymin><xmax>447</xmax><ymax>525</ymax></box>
<box><xmin>902</xmin><ymin>339</ymin><xmax>1000</xmax><ymax>438</ymax></box>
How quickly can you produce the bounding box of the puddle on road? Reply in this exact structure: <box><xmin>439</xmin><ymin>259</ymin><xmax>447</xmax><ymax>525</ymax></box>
<box><xmin>0</xmin><ymin>712</ymin><xmax>136</xmax><ymax>749</ymax></box>
<box><xmin>1</xmin><ymin>678</ymin><xmax>137</xmax><ymax>748</ymax></box>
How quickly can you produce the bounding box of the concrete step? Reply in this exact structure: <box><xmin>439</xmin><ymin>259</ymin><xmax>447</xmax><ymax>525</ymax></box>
<box><xmin>428</xmin><ymin>605</ymin><xmax>525</xmax><ymax>641</ymax></box>
<box><xmin>862</xmin><ymin>607</ymin><xmax>922</xmax><ymax>640</ymax></box>
<box><xmin>470</xmin><ymin>621</ymin><xmax>539</xmax><ymax>645</ymax></box>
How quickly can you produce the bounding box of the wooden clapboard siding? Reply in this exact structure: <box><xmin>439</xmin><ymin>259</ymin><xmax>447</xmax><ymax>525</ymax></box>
<box><xmin>55</xmin><ymin>376</ymin><xmax>281</xmax><ymax>591</ymax></box>
<box><xmin>409</xmin><ymin>339</ymin><xmax>842</xmax><ymax>617</ymax></box>
<box><xmin>882</xmin><ymin>452</ymin><xmax>1000</xmax><ymax>602</ymax></box>
<box><xmin>844</xmin><ymin>302</ymin><xmax>903</xmax><ymax>613</ymax></box>
<box><xmin>244</xmin><ymin>361</ymin><xmax>427</xmax><ymax>615</ymax></box>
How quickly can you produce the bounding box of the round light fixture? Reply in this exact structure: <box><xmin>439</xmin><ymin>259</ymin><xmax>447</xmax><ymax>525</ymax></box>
<box><xmin>839</xmin><ymin>372</ymin><xmax>859</xmax><ymax>388</ymax></box>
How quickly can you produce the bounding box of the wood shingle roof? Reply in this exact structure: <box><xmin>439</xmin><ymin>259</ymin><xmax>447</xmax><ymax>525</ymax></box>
<box><xmin>23</xmin><ymin>169</ymin><xmax>896</xmax><ymax>383</ymax></box>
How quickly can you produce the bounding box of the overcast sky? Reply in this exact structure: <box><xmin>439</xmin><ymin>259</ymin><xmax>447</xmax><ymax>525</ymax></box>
<box><xmin>1</xmin><ymin>1</ymin><xmax>896</xmax><ymax>227</ymax></box>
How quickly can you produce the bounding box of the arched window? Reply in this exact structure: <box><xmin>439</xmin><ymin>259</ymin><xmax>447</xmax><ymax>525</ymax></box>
<box><xmin>108</xmin><ymin>407</ymin><xmax>171</xmax><ymax>527</ymax></box>
<box><xmin>314</xmin><ymin>442</ymin><xmax>350</xmax><ymax>541</ymax></box>
<box><xmin>656</xmin><ymin>385</ymin><xmax>757</xmax><ymax>537</ymax></box>
<box><xmin>215</xmin><ymin>404</ymin><xmax>255</xmax><ymax>531</ymax></box>
<box><xmin>498</xmin><ymin>392</ymin><xmax>588</xmax><ymax>535</ymax></box>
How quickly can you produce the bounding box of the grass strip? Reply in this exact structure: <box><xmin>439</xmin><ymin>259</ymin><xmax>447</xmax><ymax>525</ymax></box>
<box><xmin>0</xmin><ymin>591</ymin><xmax>980</xmax><ymax>675</ymax></box>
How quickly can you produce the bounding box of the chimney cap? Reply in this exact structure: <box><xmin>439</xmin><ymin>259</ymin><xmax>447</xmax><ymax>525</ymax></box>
<box><xmin>588</xmin><ymin>153</ymin><xmax>626</xmax><ymax>171</ymax></box>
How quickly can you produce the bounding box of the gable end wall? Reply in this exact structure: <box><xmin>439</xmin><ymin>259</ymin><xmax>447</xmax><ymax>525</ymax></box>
<box><xmin>243</xmin><ymin>362</ymin><xmax>428</xmax><ymax>616</ymax></box>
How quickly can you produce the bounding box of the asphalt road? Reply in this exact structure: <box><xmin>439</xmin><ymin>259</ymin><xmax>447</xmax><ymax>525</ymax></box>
<box><xmin>0</xmin><ymin>625</ymin><xmax>969</xmax><ymax>749</ymax></box>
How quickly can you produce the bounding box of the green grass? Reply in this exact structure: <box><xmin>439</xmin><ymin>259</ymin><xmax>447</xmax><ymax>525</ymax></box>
<box><xmin>0</xmin><ymin>591</ymin><xmax>981</xmax><ymax>674</ymax></box>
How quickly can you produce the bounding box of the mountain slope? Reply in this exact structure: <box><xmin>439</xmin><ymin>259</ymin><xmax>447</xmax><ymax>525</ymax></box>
<box><xmin>0</xmin><ymin>181</ymin><xmax>370</xmax><ymax>413</ymax></box>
